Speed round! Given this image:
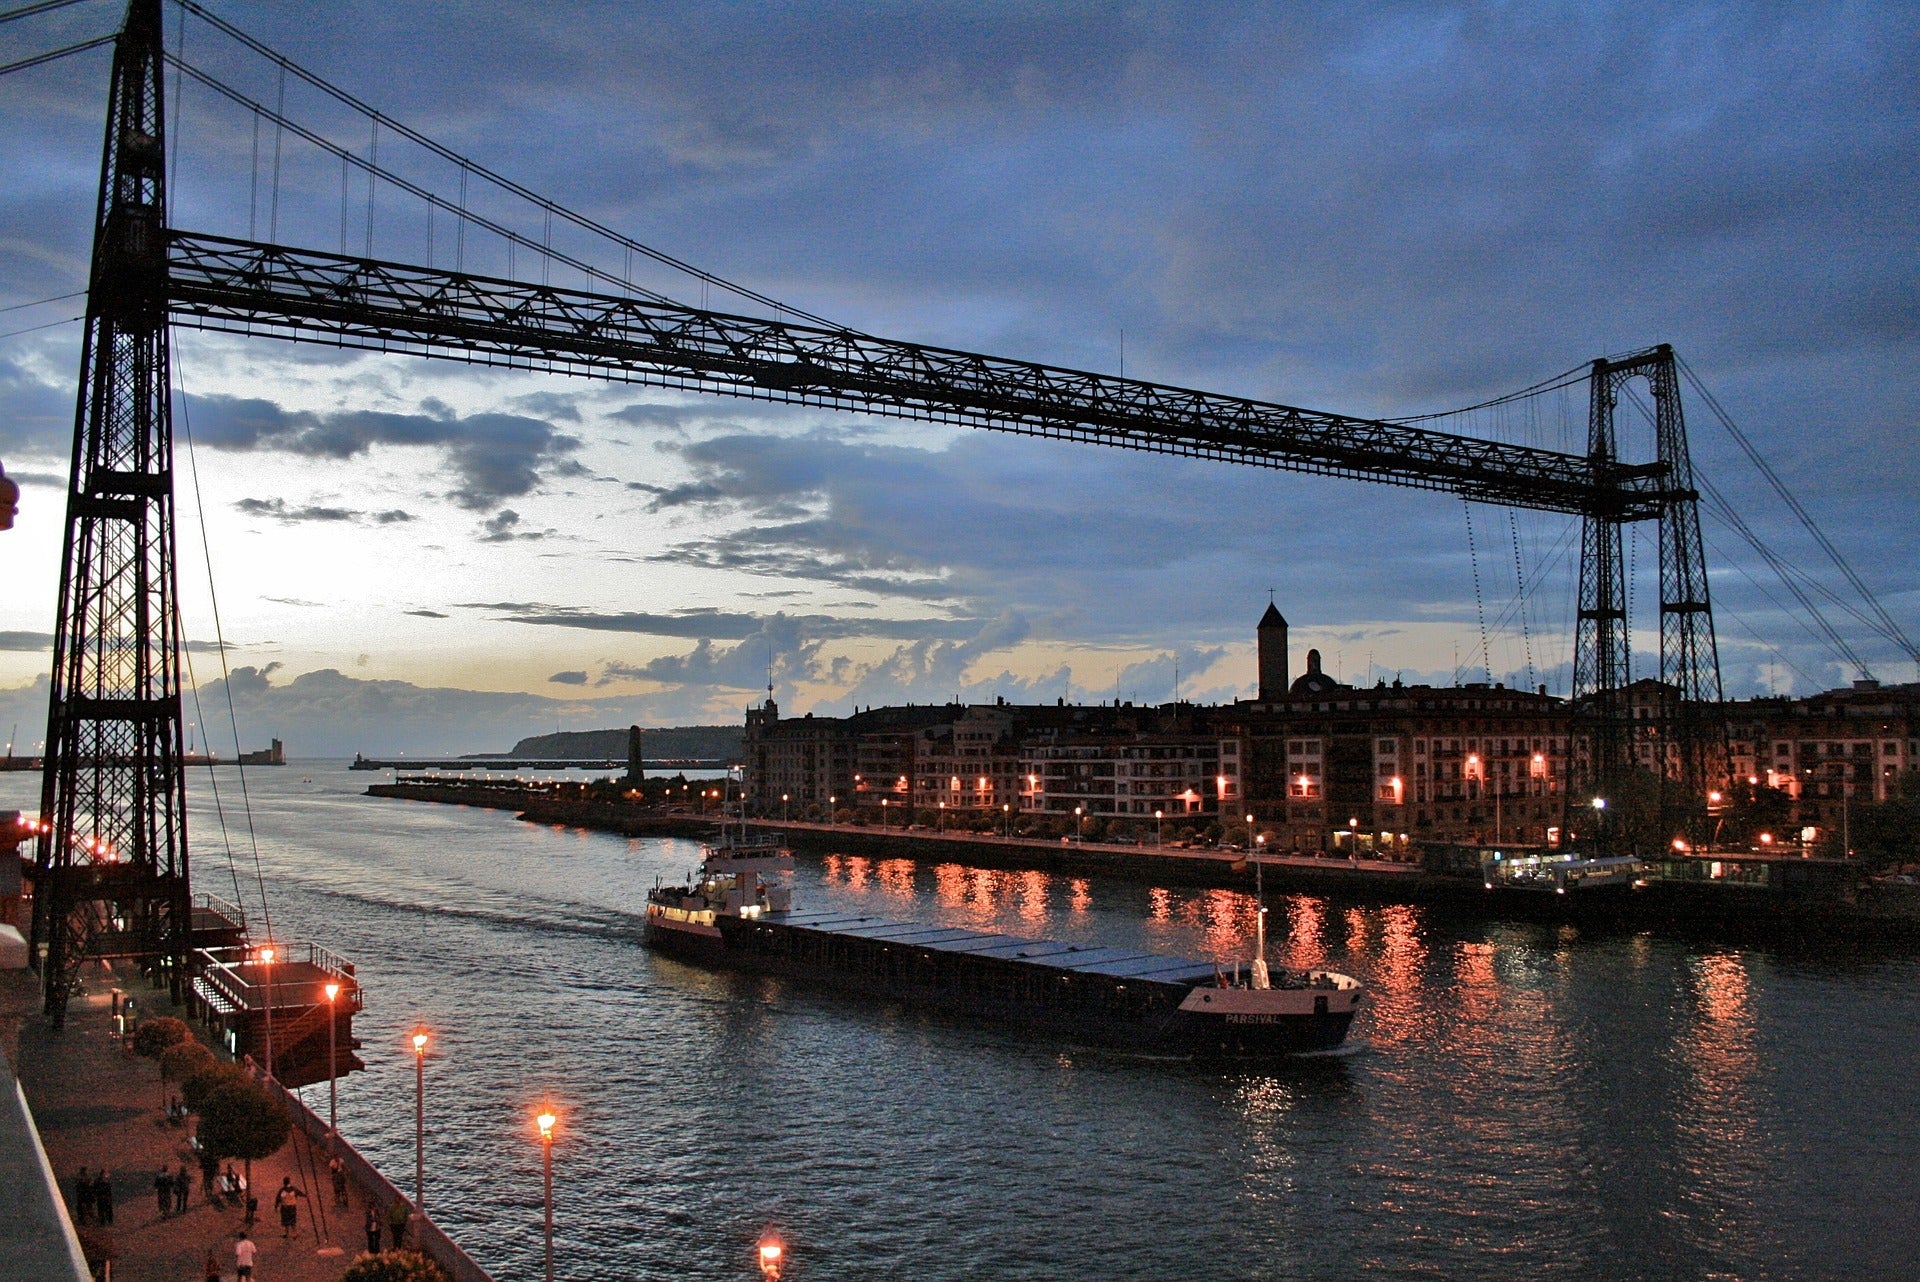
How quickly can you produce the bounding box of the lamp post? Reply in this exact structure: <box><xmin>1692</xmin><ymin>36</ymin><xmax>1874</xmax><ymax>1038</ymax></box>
<box><xmin>411</xmin><ymin>1030</ymin><xmax>429</xmax><ymax>1213</ymax></box>
<box><xmin>1155</xmin><ymin>809</ymin><xmax>1164</xmax><ymax>848</ymax></box>
<box><xmin>1003</xmin><ymin>803</ymin><xmax>1011</xmax><ymax>839</ymax></box>
<box><xmin>259</xmin><ymin>944</ymin><xmax>276</xmax><ymax>1081</ymax></box>
<box><xmin>1074</xmin><ymin>805</ymin><xmax>1084</xmax><ymax>840</ymax></box>
<box><xmin>782</xmin><ymin>793</ymin><xmax>789</xmax><ymax>823</ymax></box>
<box><xmin>536</xmin><ymin>1108</ymin><xmax>557</xmax><ymax>1282</ymax></box>
<box><xmin>1591</xmin><ymin>796</ymin><xmax>1607</xmax><ymax>857</ymax></box>
<box><xmin>880</xmin><ymin>798</ymin><xmax>888</xmax><ymax>829</ymax></box>
<box><xmin>758</xmin><ymin>1228</ymin><xmax>785</xmax><ymax>1280</ymax></box>
<box><xmin>323</xmin><ymin>981</ymin><xmax>340</xmax><ymax>1145</ymax></box>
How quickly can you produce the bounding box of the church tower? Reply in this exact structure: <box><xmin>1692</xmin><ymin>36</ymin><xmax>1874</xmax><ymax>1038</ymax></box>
<box><xmin>1257</xmin><ymin>602</ymin><xmax>1289</xmax><ymax>702</ymax></box>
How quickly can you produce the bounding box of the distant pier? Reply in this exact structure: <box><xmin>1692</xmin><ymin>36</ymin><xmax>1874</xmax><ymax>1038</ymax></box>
<box><xmin>350</xmin><ymin>753</ymin><xmax>731</xmax><ymax>772</ymax></box>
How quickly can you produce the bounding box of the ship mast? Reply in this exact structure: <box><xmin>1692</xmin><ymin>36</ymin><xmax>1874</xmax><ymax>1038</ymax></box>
<box><xmin>1250</xmin><ymin>825</ymin><xmax>1270</xmax><ymax>990</ymax></box>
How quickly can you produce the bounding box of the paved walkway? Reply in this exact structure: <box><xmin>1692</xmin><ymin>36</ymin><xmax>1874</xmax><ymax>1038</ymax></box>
<box><xmin>1</xmin><ymin>964</ymin><xmax>398</xmax><ymax>1282</ymax></box>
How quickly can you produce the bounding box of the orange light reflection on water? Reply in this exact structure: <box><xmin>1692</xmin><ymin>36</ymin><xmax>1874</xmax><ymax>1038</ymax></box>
<box><xmin>1285</xmin><ymin>897</ymin><xmax>1325</xmax><ymax>966</ymax></box>
<box><xmin>1674</xmin><ymin>951</ymin><xmax>1762</xmax><ymax>1247</ymax></box>
<box><xmin>1015</xmin><ymin>870</ymin><xmax>1049</xmax><ymax>924</ymax></box>
<box><xmin>875</xmin><ymin>859</ymin><xmax>916</xmax><ymax>901</ymax></box>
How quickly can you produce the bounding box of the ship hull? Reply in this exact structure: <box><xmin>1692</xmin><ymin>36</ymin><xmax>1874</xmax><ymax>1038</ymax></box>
<box><xmin>644</xmin><ymin>905</ymin><xmax>1359</xmax><ymax>1059</ymax></box>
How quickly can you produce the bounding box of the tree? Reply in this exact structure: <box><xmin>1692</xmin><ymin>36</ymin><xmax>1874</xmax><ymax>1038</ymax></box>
<box><xmin>131</xmin><ymin>1015</ymin><xmax>190</xmax><ymax>1058</ymax></box>
<box><xmin>342</xmin><ymin>1250</ymin><xmax>448</xmax><ymax>1282</ymax></box>
<box><xmin>158</xmin><ymin>1039</ymin><xmax>216</xmax><ymax>1110</ymax></box>
<box><xmin>195</xmin><ymin>1077</ymin><xmax>290</xmax><ymax>1212</ymax></box>
<box><xmin>181</xmin><ymin>1061</ymin><xmax>251</xmax><ymax>1113</ymax></box>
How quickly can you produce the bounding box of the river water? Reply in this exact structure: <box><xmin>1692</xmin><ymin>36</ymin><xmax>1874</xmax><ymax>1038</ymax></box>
<box><xmin>5</xmin><ymin>761</ymin><xmax>1917</xmax><ymax>1280</ymax></box>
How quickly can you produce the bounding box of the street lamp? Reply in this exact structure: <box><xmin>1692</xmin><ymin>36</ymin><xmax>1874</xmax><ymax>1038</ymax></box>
<box><xmin>782</xmin><ymin>793</ymin><xmax>789</xmax><ymax>823</ymax></box>
<box><xmin>535</xmin><ymin>1108</ymin><xmax>558</xmax><ymax>1282</ymax></box>
<box><xmin>1002</xmin><ymin>803</ymin><xmax>1011</xmax><ymax>839</ymax></box>
<box><xmin>1155</xmin><ymin>809</ymin><xmax>1163</xmax><ymax>848</ymax></box>
<box><xmin>323</xmin><ymin>981</ymin><xmax>340</xmax><ymax>1145</ymax></box>
<box><xmin>411</xmin><ymin>1029</ymin><xmax>430</xmax><ymax>1213</ymax></box>
<box><xmin>259</xmin><ymin>944</ymin><xmax>276</xmax><ymax>1081</ymax></box>
<box><xmin>937</xmin><ymin>800</ymin><xmax>945</xmax><ymax>831</ymax></box>
<box><xmin>1591</xmin><ymin>796</ymin><xmax>1607</xmax><ymax>856</ymax></box>
<box><xmin>880</xmin><ymin>798</ymin><xmax>888</xmax><ymax>829</ymax></box>
<box><xmin>758</xmin><ymin>1228</ymin><xmax>785</xmax><ymax>1280</ymax></box>
<box><xmin>1074</xmin><ymin>805</ymin><xmax>1084</xmax><ymax>839</ymax></box>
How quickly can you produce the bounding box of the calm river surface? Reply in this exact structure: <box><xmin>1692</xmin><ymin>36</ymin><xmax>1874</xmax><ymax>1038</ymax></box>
<box><xmin>6</xmin><ymin>762</ymin><xmax>1918</xmax><ymax>1280</ymax></box>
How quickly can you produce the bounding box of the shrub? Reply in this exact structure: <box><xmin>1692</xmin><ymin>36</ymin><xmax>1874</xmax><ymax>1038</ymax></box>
<box><xmin>342</xmin><ymin>1249</ymin><xmax>449</xmax><ymax>1282</ymax></box>
<box><xmin>132</xmin><ymin>1015</ymin><xmax>191</xmax><ymax>1058</ymax></box>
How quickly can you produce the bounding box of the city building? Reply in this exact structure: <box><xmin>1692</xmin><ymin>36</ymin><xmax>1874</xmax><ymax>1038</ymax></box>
<box><xmin>738</xmin><ymin>602</ymin><xmax>1920</xmax><ymax>853</ymax></box>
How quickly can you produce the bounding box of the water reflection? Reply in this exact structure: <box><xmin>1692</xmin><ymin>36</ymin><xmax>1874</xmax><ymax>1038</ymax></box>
<box><xmin>1672</xmin><ymin>950</ymin><xmax>1765</xmax><ymax>1268</ymax></box>
<box><xmin>1285</xmin><ymin>896</ymin><xmax>1326</xmax><ymax>964</ymax></box>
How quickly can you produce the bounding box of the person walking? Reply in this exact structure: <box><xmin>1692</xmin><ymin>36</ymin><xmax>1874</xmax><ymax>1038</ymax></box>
<box><xmin>73</xmin><ymin>1166</ymin><xmax>93</xmax><ymax>1226</ymax></box>
<box><xmin>363</xmin><ymin>1204</ymin><xmax>382</xmax><ymax>1254</ymax></box>
<box><xmin>386</xmin><ymin>1194</ymin><xmax>410</xmax><ymax>1250</ymax></box>
<box><xmin>273</xmin><ymin>1176</ymin><xmax>307</xmax><ymax>1239</ymax></box>
<box><xmin>200</xmin><ymin>1151</ymin><xmax>220</xmax><ymax>1204</ymax></box>
<box><xmin>234</xmin><ymin>1230</ymin><xmax>256</xmax><ymax>1280</ymax></box>
<box><xmin>203</xmin><ymin>1248</ymin><xmax>221</xmax><ymax>1282</ymax></box>
<box><xmin>329</xmin><ymin>1155</ymin><xmax>348</xmax><ymax>1208</ymax></box>
<box><xmin>174</xmin><ymin>1163</ymin><xmax>192</xmax><ymax>1215</ymax></box>
<box><xmin>93</xmin><ymin>1169</ymin><xmax>114</xmax><ymax>1225</ymax></box>
<box><xmin>154</xmin><ymin>1167</ymin><xmax>173</xmax><ymax>1219</ymax></box>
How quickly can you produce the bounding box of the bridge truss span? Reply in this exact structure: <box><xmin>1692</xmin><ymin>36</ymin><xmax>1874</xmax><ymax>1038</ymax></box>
<box><xmin>164</xmin><ymin>232</ymin><xmax>1670</xmax><ymax>521</ymax></box>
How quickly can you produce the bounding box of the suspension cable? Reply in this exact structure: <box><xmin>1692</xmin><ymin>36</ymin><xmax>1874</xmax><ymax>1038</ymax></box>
<box><xmin>0</xmin><ymin>0</ymin><xmax>94</xmax><ymax>24</ymax></box>
<box><xmin>0</xmin><ymin>31</ymin><xmax>113</xmax><ymax>77</ymax></box>
<box><xmin>1679</xmin><ymin>355</ymin><xmax>1916</xmax><ymax>664</ymax></box>
<box><xmin>165</xmin><ymin>54</ymin><xmax>682</xmax><ymax>308</ymax></box>
<box><xmin>1509</xmin><ymin>510</ymin><xmax>1537</xmax><ymax>690</ymax></box>
<box><xmin>172</xmin><ymin>0</ymin><xmax>850</xmax><ymax>329</ymax></box>
<box><xmin>1463</xmin><ymin>500</ymin><xmax>1492</xmax><ymax>682</ymax></box>
<box><xmin>171</xmin><ymin>332</ymin><xmax>275</xmax><ymax>944</ymax></box>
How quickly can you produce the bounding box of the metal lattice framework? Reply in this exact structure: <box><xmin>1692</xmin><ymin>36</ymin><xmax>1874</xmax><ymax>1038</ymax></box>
<box><xmin>33</xmin><ymin>0</ymin><xmax>190</xmax><ymax>1025</ymax></box>
<box><xmin>161</xmin><ymin>232</ymin><xmax>1673</xmax><ymax>520</ymax></box>
<box><xmin>1571</xmin><ymin>345</ymin><xmax>1727</xmax><ymax>844</ymax></box>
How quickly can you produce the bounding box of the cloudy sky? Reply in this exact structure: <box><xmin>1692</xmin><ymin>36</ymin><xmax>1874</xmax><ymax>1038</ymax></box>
<box><xmin>1</xmin><ymin>1</ymin><xmax>1915</xmax><ymax>756</ymax></box>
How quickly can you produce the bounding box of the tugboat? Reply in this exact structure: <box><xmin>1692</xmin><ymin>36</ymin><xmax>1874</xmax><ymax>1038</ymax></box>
<box><xmin>645</xmin><ymin>823</ymin><xmax>796</xmax><ymax>963</ymax></box>
<box><xmin>644</xmin><ymin>808</ymin><xmax>1364</xmax><ymax>1059</ymax></box>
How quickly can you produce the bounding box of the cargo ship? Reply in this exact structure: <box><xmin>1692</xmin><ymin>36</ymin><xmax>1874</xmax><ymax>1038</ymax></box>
<box><xmin>643</xmin><ymin>830</ymin><xmax>1364</xmax><ymax>1059</ymax></box>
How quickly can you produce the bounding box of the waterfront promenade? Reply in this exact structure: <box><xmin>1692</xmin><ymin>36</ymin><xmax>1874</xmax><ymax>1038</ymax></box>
<box><xmin>0</xmin><ymin>962</ymin><xmax>462</xmax><ymax>1282</ymax></box>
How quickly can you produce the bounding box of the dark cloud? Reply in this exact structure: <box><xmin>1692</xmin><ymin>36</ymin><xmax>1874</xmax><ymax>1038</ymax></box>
<box><xmin>547</xmin><ymin>670</ymin><xmax>589</xmax><ymax>685</ymax></box>
<box><xmin>186</xmin><ymin>395</ymin><xmax>582</xmax><ymax>511</ymax></box>
<box><xmin>0</xmin><ymin>631</ymin><xmax>54</xmax><ymax>651</ymax></box>
<box><xmin>405</xmin><ymin>609</ymin><xmax>449</xmax><ymax>619</ymax></box>
<box><xmin>263</xmin><ymin>596</ymin><xmax>325</xmax><ymax>608</ymax></box>
<box><xmin>478</xmin><ymin>509</ymin><xmax>551</xmax><ymax>542</ymax></box>
<box><xmin>236</xmin><ymin>498</ymin><xmax>358</xmax><ymax>523</ymax></box>
<box><xmin>461</xmin><ymin>603</ymin><xmax>976</xmax><ymax>643</ymax></box>
<box><xmin>1</xmin><ymin>632</ymin><xmax>234</xmax><ymax>654</ymax></box>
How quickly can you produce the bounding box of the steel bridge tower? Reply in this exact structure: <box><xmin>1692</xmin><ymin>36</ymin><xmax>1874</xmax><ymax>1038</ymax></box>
<box><xmin>31</xmin><ymin>0</ymin><xmax>191</xmax><ymax>1026</ymax></box>
<box><xmin>1572</xmin><ymin>345</ymin><xmax>1726</xmax><ymax>846</ymax></box>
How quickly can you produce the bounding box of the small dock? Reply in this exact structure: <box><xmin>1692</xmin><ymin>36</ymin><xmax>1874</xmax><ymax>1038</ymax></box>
<box><xmin>189</xmin><ymin>944</ymin><xmax>364</xmax><ymax>1090</ymax></box>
